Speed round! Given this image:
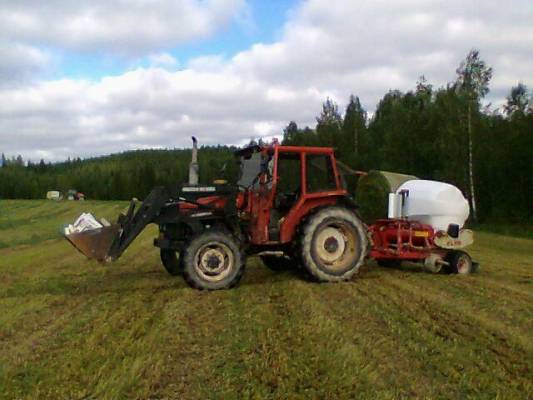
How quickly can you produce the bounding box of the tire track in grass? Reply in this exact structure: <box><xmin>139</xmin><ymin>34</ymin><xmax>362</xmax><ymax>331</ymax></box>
<box><xmin>111</xmin><ymin>252</ymin><xmax>531</xmax><ymax>398</ymax></box>
<box><xmin>151</xmin><ymin>265</ymin><xmax>256</xmax><ymax>398</ymax></box>
<box><xmin>245</xmin><ymin>264</ymin><xmax>532</xmax><ymax>399</ymax></box>
<box><xmin>181</xmin><ymin>263</ymin><xmax>433</xmax><ymax>399</ymax></box>
<box><xmin>210</xmin><ymin>267</ymin><xmax>322</xmax><ymax>399</ymax></box>
<box><xmin>401</xmin><ymin>272</ymin><xmax>532</xmax><ymax>331</ymax></box>
<box><xmin>0</xmin><ymin>226</ymin><xmax>163</xmax><ymax>398</ymax></box>
<box><xmin>0</xmin><ymin>240</ymin><xmax>104</xmax><ymax>350</ymax></box>
<box><xmin>319</xmin><ymin>279</ymin><xmax>512</xmax><ymax>399</ymax></box>
<box><xmin>374</xmin><ymin>263</ymin><xmax>533</xmax><ymax>334</ymax></box>
<box><xmin>2</xmin><ymin>202</ymin><xmax>170</xmax><ymax>398</ymax></box>
<box><xmin>409</xmin><ymin>277</ymin><xmax>532</xmax><ymax>355</ymax></box>
<box><xmin>365</xmin><ymin>274</ymin><xmax>533</xmax><ymax>398</ymax></box>
<box><xmin>1</xmin><ymin>232</ymin><xmax>187</xmax><ymax>399</ymax></box>
<box><xmin>276</xmin><ymin>275</ymin><xmax>440</xmax><ymax>399</ymax></box>
<box><xmin>154</xmin><ymin>261</ymin><xmax>320</xmax><ymax>399</ymax></box>
<box><xmin>153</xmin><ymin>281</ymin><xmax>265</xmax><ymax>399</ymax></box>
<box><xmin>2</xmin><ymin>202</ymin><xmax>531</xmax><ymax>399</ymax></box>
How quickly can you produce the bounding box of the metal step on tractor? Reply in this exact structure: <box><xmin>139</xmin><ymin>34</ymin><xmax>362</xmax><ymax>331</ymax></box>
<box><xmin>65</xmin><ymin>137</ymin><xmax>476</xmax><ymax>290</ymax></box>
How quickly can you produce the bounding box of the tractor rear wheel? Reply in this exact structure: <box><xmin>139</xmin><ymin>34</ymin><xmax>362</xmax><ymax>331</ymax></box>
<box><xmin>182</xmin><ymin>231</ymin><xmax>245</xmax><ymax>290</ymax></box>
<box><xmin>444</xmin><ymin>250</ymin><xmax>473</xmax><ymax>274</ymax></box>
<box><xmin>300</xmin><ymin>207</ymin><xmax>368</xmax><ymax>282</ymax></box>
<box><xmin>160</xmin><ymin>249</ymin><xmax>182</xmax><ymax>276</ymax></box>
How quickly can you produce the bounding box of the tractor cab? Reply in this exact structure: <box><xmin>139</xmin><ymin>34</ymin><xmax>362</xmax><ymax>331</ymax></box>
<box><xmin>235</xmin><ymin>143</ymin><xmax>349</xmax><ymax>245</ymax></box>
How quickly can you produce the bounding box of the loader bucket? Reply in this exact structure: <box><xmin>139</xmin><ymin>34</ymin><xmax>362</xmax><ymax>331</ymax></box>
<box><xmin>65</xmin><ymin>224</ymin><xmax>121</xmax><ymax>262</ymax></box>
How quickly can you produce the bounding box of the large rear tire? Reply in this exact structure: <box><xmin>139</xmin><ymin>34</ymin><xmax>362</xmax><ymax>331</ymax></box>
<box><xmin>182</xmin><ymin>231</ymin><xmax>245</xmax><ymax>290</ymax></box>
<box><xmin>300</xmin><ymin>207</ymin><xmax>368</xmax><ymax>282</ymax></box>
<box><xmin>160</xmin><ymin>249</ymin><xmax>181</xmax><ymax>276</ymax></box>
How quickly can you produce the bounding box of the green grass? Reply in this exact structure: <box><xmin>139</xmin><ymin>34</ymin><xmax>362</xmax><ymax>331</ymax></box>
<box><xmin>0</xmin><ymin>200</ymin><xmax>532</xmax><ymax>399</ymax></box>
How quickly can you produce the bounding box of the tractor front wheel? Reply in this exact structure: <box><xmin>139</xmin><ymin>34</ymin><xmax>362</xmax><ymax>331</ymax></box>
<box><xmin>182</xmin><ymin>231</ymin><xmax>245</xmax><ymax>290</ymax></box>
<box><xmin>300</xmin><ymin>207</ymin><xmax>368</xmax><ymax>282</ymax></box>
<box><xmin>160</xmin><ymin>249</ymin><xmax>182</xmax><ymax>276</ymax></box>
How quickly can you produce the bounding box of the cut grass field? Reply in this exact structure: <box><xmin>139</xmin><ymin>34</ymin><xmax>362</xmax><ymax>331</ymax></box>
<box><xmin>0</xmin><ymin>200</ymin><xmax>532</xmax><ymax>399</ymax></box>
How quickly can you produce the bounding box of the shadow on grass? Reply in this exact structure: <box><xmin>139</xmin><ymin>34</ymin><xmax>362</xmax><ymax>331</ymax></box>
<box><xmin>2</xmin><ymin>263</ymin><xmax>312</xmax><ymax>299</ymax></box>
<box><xmin>2</xmin><ymin>258</ymin><xmax>447</xmax><ymax>300</ymax></box>
<box><xmin>373</xmin><ymin>261</ymin><xmax>429</xmax><ymax>274</ymax></box>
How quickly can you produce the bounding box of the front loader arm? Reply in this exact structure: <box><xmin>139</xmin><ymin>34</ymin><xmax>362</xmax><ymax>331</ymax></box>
<box><xmin>106</xmin><ymin>186</ymin><xmax>171</xmax><ymax>261</ymax></box>
<box><xmin>65</xmin><ymin>183</ymin><xmax>235</xmax><ymax>262</ymax></box>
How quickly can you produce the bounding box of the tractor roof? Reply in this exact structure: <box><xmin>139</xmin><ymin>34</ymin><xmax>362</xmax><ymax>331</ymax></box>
<box><xmin>234</xmin><ymin>142</ymin><xmax>334</xmax><ymax>158</ymax></box>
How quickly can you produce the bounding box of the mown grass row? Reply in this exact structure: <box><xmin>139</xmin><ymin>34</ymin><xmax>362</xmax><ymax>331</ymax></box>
<box><xmin>0</xmin><ymin>200</ymin><xmax>532</xmax><ymax>399</ymax></box>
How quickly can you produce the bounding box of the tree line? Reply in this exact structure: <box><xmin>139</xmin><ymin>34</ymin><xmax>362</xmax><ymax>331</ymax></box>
<box><xmin>0</xmin><ymin>50</ymin><xmax>531</xmax><ymax>223</ymax></box>
<box><xmin>282</xmin><ymin>50</ymin><xmax>531</xmax><ymax>223</ymax></box>
<box><xmin>0</xmin><ymin>147</ymin><xmax>236</xmax><ymax>201</ymax></box>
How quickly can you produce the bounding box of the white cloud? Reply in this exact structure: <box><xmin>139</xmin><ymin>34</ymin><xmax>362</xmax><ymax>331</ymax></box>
<box><xmin>0</xmin><ymin>41</ymin><xmax>50</xmax><ymax>84</ymax></box>
<box><xmin>0</xmin><ymin>0</ymin><xmax>246</xmax><ymax>54</ymax></box>
<box><xmin>148</xmin><ymin>52</ymin><xmax>179</xmax><ymax>69</ymax></box>
<box><xmin>0</xmin><ymin>0</ymin><xmax>532</xmax><ymax>161</ymax></box>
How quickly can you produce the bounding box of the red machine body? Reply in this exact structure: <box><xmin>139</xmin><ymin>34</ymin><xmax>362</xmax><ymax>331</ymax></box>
<box><xmin>368</xmin><ymin>219</ymin><xmax>447</xmax><ymax>261</ymax></box>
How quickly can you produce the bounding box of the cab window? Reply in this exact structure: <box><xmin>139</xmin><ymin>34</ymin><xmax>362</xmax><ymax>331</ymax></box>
<box><xmin>277</xmin><ymin>153</ymin><xmax>301</xmax><ymax>195</ymax></box>
<box><xmin>306</xmin><ymin>154</ymin><xmax>336</xmax><ymax>192</ymax></box>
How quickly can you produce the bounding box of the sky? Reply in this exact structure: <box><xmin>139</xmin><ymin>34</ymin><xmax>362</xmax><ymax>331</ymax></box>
<box><xmin>0</xmin><ymin>0</ymin><xmax>531</xmax><ymax>162</ymax></box>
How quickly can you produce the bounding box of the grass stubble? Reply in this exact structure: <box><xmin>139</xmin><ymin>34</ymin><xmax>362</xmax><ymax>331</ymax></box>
<box><xmin>0</xmin><ymin>200</ymin><xmax>531</xmax><ymax>399</ymax></box>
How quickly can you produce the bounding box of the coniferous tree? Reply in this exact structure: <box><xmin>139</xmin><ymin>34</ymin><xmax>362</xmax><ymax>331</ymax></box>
<box><xmin>341</xmin><ymin>95</ymin><xmax>367</xmax><ymax>167</ymax></box>
<box><xmin>504</xmin><ymin>83</ymin><xmax>530</xmax><ymax>116</ymax></box>
<box><xmin>15</xmin><ymin>155</ymin><xmax>24</xmax><ymax>167</ymax></box>
<box><xmin>282</xmin><ymin>121</ymin><xmax>299</xmax><ymax>145</ymax></box>
<box><xmin>316</xmin><ymin>98</ymin><xmax>342</xmax><ymax>148</ymax></box>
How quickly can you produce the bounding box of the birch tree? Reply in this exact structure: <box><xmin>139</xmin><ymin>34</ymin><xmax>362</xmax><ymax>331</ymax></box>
<box><xmin>455</xmin><ymin>49</ymin><xmax>492</xmax><ymax>222</ymax></box>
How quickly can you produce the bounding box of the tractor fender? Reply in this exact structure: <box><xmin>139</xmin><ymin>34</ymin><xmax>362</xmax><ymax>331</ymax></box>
<box><xmin>279</xmin><ymin>195</ymin><xmax>356</xmax><ymax>243</ymax></box>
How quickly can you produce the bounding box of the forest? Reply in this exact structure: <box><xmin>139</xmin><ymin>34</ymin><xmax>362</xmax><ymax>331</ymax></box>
<box><xmin>1</xmin><ymin>50</ymin><xmax>531</xmax><ymax>223</ymax></box>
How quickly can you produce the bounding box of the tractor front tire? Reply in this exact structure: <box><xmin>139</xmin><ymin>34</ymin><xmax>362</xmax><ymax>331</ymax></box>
<box><xmin>160</xmin><ymin>249</ymin><xmax>181</xmax><ymax>276</ymax></box>
<box><xmin>182</xmin><ymin>231</ymin><xmax>245</xmax><ymax>290</ymax></box>
<box><xmin>300</xmin><ymin>207</ymin><xmax>368</xmax><ymax>282</ymax></box>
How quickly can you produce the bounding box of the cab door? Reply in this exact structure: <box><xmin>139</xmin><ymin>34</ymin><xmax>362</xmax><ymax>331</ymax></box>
<box><xmin>268</xmin><ymin>151</ymin><xmax>303</xmax><ymax>241</ymax></box>
<box><xmin>278</xmin><ymin>151</ymin><xmax>345</xmax><ymax>243</ymax></box>
<box><xmin>248</xmin><ymin>149</ymin><xmax>276</xmax><ymax>244</ymax></box>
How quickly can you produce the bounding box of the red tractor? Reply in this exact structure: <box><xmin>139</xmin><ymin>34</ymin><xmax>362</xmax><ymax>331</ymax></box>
<box><xmin>66</xmin><ymin>138</ymin><xmax>368</xmax><ymax>290</ymax></box>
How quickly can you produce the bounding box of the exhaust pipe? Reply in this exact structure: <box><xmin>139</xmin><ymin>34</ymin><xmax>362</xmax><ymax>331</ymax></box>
<box><xmin>189</xmin><ymin>136</ymin><xmax>199</xmax><ymax>185</ymax></box>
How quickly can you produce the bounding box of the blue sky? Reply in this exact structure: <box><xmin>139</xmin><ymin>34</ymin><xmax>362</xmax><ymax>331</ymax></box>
<box><xmin>0</xmin><ymin>0</ymin><xmax>531</xmax><ymax>161</ymax></box>
<box><xmin>54</xmin><ymin>1</ymin><xmax>299</xmax><ymax>80</ymax></box>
